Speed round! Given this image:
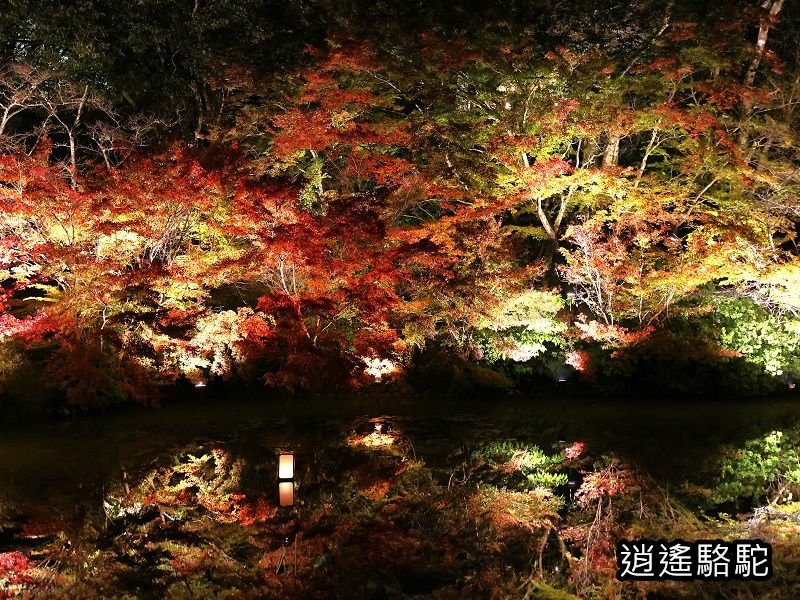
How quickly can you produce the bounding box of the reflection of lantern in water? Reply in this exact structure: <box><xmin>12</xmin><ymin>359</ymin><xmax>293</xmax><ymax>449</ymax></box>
<box><xmin>278</xmin><ymin>481</ymin><xmax>295</xmax><ymax>507</ymax></box>
<box><xmin>567</xmin><ymin>479</ymin><xmax>578</xmax><ymax>502</ymax></box>
<box><xmin>277</xmin><ymin>452</ymin><xmax>295</xmax><ymax>507</ymax></box>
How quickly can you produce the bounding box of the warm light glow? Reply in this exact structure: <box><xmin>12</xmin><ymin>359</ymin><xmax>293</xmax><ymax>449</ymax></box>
<box><xmin>278</xmin><ymin>481</ymin><xmax>294</xmax><ymax>507</ymax></box>
<box><xmin>347</xmin><ymin>423</ymin><xmax>399</xmax><ymax>448</ymax></box>
<box><xmin>278</xmin><ymin>453</ymin><xmax>294</xmax><ymax>479</ymax></box>
<box><xmin>363</xmin><ymin>357</ymin><xmax>398</xmax><ymax>381</ymax></box>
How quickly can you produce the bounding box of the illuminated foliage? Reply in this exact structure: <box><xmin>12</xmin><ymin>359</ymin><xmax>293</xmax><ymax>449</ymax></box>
<box><xmin>0</xmin><ymin>0</ymin><xmax>798</xmax><ymax>404</ymax></box>
<box><xmin>713</xmin><ymin>429</ymin><xmax>800</xmax><ymax>506</ymax></box>
<box><xmin>713</xmin><ymin>298</ymin><xmax>800</xmax><ymax>379</ymax></box>
<box><xmin>468</xmin><ymin>441</ymin><xmax>570</xmax><ymax>491</ymax></box>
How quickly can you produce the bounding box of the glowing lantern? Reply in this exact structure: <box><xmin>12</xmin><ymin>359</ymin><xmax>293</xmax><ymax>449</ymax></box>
<box><xmin>278</xmin><ymin>453</ymin><xmax>294</xmax><ymax>480</ymax></box>
<box><xmin>277</xmin><ymin>452</ymin><xmax>295</xmax><ymax>508</ymax></box>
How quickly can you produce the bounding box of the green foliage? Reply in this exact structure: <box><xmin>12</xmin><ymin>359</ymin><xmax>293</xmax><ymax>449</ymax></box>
<box><xmin>526</xmin><ymin>471</ymin><xmax>569</xmax><ymax>488</ymax></box>
<box><xmin>473</xmin><ymin>440</ymin><xmax>561</xmax><ymax>468</ymax></box>
<box><xmin>713</xmin><ymin>298</ymin><xmax>800</xmax><ymax>379</ymax></box>
<box><xmin>298</xmin><ymin>154</ymin><xmax>330</xmax><ymax>215</ymax></box>
<box><xmin>476</xmin><ymin>290</ymin><xmax>568</xmax><ymax>364</ymax></box>
<box><xmin>712</xmin><ymin>429</ymin><xmax>800</xmax><ymax>506</ymax></box>
<box><xmin>470</xmin><ymin>440</ymin><xmax>568</xmax><ymax>491</ymax></box>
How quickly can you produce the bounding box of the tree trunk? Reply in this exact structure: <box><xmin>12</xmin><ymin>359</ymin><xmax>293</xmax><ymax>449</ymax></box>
<box><xmin>602</xmin><ymin>134</ymin><xmax>620</xmax><ymax>168</ymax></box>
<box><xmin>739</xmin><ymin>0</ymin><xmax>785</xmax><ymax>148</ymax></box>
<box><xmin>635</xmin><ymin>129</ymin><xmax>660</xmax><ymax>187</ymax></box>
<box><xmin>744</xmin><ymin>0</ymin><xmax>785</xmax><ymax>87</ymax></box>
<box><xmin>582</xmin><ymin>138</ymin><xmax>602</xmax><ymax>167</ymax></box>
<box><xmin>66</xmin><ymin>85</ymin><xmax>88</xmax><ymax>188</ymax></box>
<box><xmin>0</xmin><ymin>108</ymin><xmax>11</xmax><ymax>137</ymax></box>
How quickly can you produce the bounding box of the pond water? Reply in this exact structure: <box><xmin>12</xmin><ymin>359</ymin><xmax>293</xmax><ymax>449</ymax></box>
<box><xmin>2</xmin><ymin>393</ymin><xmax>798</xmax><ymax>506</ymax></box>
<box><xmin>1</xmin><ymin>392</ymin><xmax>799</xmax><ymax>598</ymax></box>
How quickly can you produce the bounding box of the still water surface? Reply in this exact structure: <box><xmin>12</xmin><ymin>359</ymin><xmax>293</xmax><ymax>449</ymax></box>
<box><xmin>1</xmin><ymin>393</ymin><xmax>798</xmax><ymax>509</ymax></box>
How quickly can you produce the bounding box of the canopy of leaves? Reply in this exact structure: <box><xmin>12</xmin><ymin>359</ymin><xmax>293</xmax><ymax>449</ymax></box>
<box><xmin>1</xmin><ymin>0</ymin><xmax>800</xmax><ymax>405</ymax></box>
